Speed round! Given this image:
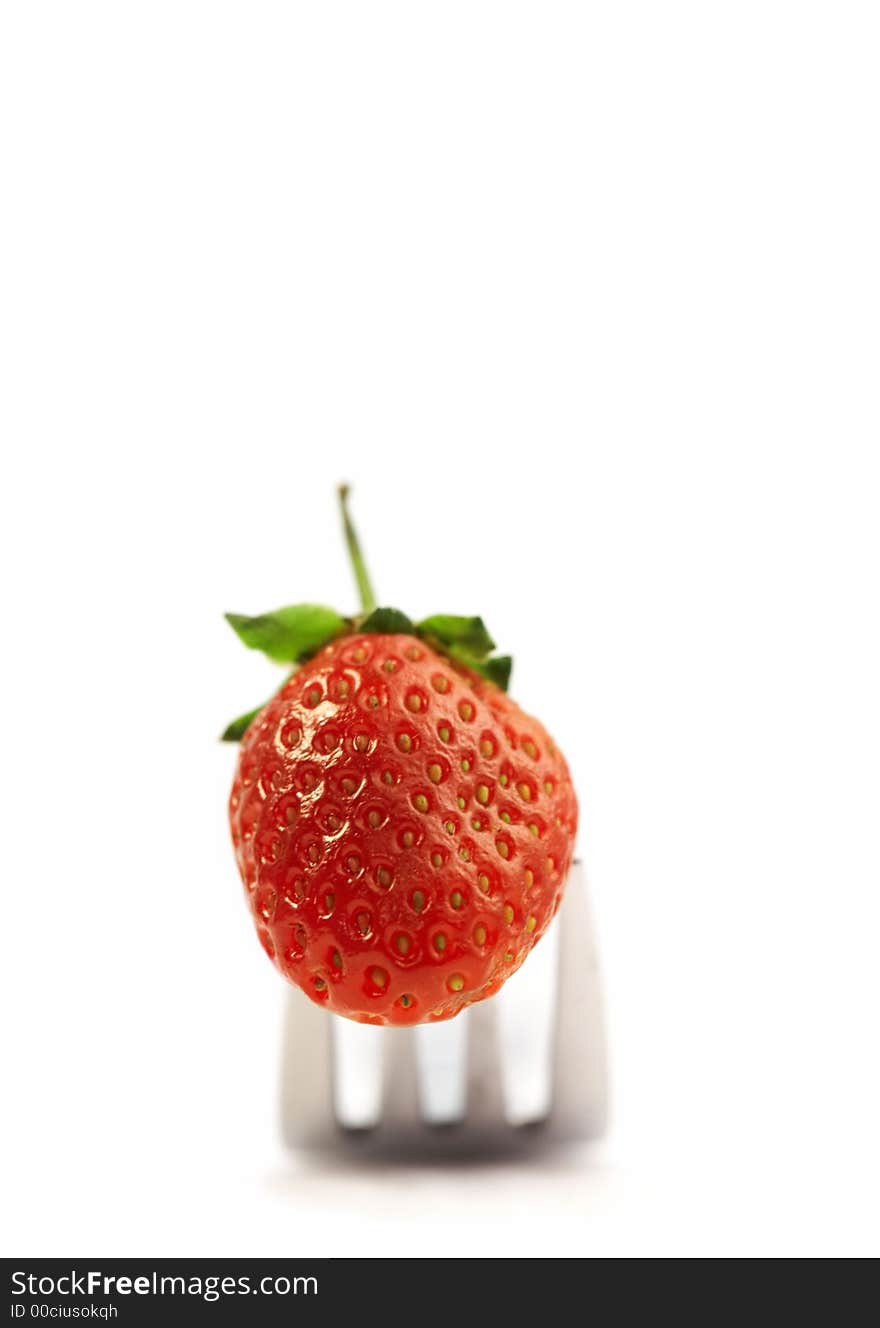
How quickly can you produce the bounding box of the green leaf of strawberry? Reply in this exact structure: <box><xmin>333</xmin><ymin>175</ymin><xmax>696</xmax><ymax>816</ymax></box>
<box><xmin>360</xmin><ymin>606</ymin><xmax>415</xmax><ymax>635</ymax></box>
<box><xmin>474</xmin><ymin>653</ymin><xmax>513</xmax><ymax>690</ymax></box>
<box><xmin>416</xmin><ymin>614</ymin><xmax>495</xmax><ymax>658</ymax></box>
<box><xmin>224</xmin><ymin>604</ymin><xmax>346</xmax><ymax>664</ymax></box>
<box><xmin>220</xmin><ymin>706</ymin><xmax>263</xmax><ymax>742</ymax></box>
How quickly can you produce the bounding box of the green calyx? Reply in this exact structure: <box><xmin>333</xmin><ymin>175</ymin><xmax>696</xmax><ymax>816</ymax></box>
<box><xmin>225</xmin><ymin>605</ymin><xmax>348</xmax><ymax>663</ymax></box>
<box><xmin>359</xmin><ymin>606</ymin><xmax>414</xmax><ymax>635</ymax></box>
<box><xmin>220</xmin><ymin>486</ymin><xmax>514</xmax><ymax>741</ymax></box>
<box><xmin>221</xmin><ymin>705</ymin><xmax>264</xmax><ymax>743</ymax></box>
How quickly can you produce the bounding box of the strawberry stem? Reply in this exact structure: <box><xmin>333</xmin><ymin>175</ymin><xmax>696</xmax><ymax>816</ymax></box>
<box><xmin>338</xmin><ymin>484</ymin><xmax>377</xmax><ymax>615</ymax></box>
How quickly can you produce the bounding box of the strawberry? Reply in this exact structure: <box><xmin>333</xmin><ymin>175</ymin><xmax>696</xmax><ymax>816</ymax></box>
<box><xmin>224</xmin><ymin>488</ymin><xmax>578</xmax><ymax>1024</ymax></box>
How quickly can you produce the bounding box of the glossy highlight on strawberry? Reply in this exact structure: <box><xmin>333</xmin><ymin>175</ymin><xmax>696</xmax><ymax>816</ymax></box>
<box><xmin>223</xmin><ymin>488</ymin><xmax>578</xmax><ymax>1024</ymax></box>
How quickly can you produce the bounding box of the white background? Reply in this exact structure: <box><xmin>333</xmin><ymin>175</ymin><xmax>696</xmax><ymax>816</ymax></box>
<box><xmin>1</xmin><ymin>2</ymin><xmax>878</xmax><ymax>1258</ymax></box>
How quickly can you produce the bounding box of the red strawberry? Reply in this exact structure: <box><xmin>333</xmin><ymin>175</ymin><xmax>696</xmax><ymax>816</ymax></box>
<box><xmin>224</xmin><ymin>489</ymin><xmax>578</xmax><ymax>1024</ymax></box>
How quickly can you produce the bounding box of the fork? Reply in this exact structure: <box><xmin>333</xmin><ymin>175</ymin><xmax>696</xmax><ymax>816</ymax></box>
<box><xmin>279</xmin><ymin>860</ymin><xmax>607</xmax><ymax>1157</ymax></box>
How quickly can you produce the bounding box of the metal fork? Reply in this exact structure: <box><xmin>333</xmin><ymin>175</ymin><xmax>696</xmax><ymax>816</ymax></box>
<box><xmin>279</xmin><ymin>861</ymin><xmax>607</xmax><ymax>1157</ymax></box>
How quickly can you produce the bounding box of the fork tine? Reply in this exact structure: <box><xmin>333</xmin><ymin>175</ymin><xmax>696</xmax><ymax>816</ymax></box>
<box><xmin>462</xmin><ymin>998</ymin><xmax>506</xmax><ymax>1127</ymax></box>
<box><xmin>332</xmin><ymin>1018</ymin><xmax>384</xmax><ymax>1130</ymax></box>
<box><xmin>279</xmin><ymin>988</ymin><xmax>334</xmax><ymax>1148</ymax></box>
<box><xmin>415</xmin><ymin>1014</ymin><xmax>469</xmax><ymax>1125</ymax></box>
<box><xmin>496</xmin><ymin>916</ymin><xmax>560</xmax><ymax>1126</ymax></box>
<box><xmin>551</xmin><ymin>864</ymin><xmax>609</xmax><ymax>1139</ymax></box>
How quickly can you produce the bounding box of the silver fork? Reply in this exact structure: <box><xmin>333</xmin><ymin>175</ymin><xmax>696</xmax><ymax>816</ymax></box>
<box><xmin>279</xmin><ymin>861</ymin><xmax>608</xmax><ymax>1157</ymax></box>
